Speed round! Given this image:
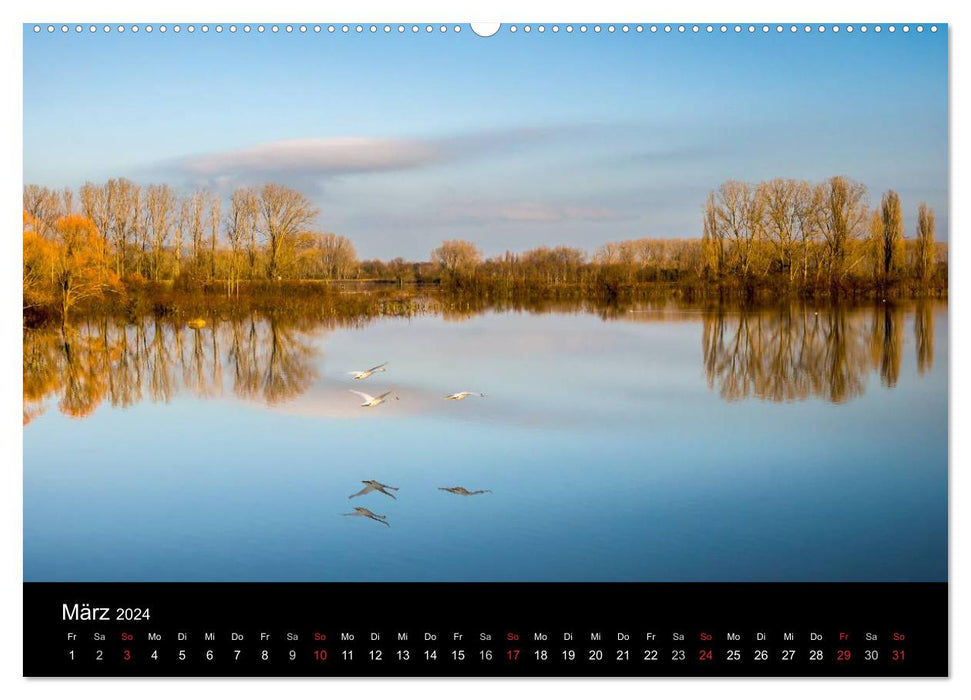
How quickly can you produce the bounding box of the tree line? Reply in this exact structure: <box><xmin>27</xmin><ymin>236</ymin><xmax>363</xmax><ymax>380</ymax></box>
<box><xmin>699</xmin><ymin>176</ymin><xmax>941</xmax><ymax>291</ymax></box>
<box><xmin>23</xmin><ymin>175</ymin><xmax>946</xmax><ymax>324</ymax></box>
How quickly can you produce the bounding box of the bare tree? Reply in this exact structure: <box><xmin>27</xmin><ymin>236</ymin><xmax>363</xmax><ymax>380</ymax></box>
<box><xmin>258</xmin><ymin>184</ymin><xmax>319</xmax><ymax>280</ymax></box>
<box><xmin>760</xmin><ymin>178</ymin><xmax>801</xmax><ymax>281</ymax></box>
<box><xmin>106</xmin><ymin>178</ymin><xmax>141</xmax><ymax>278</ymax></box>
<box><xmin>793</xmin><ymin>180</ymin><xmax>821</xmax><ymax>284</ymax></box>
<box><xmin>814</xmin><ymin>176</ymin><xmax>868</xmax><ymax>283</ymax></box>
<box><xmin>145</xmin><ymin>184</ymin><xmax>176</xmax><ymax>281</ymax></box>
<box><xmin>186</xmin><ymin>191</ymin><xmax>206</xmax><ymax>276</ymax></box>
<box><xmin>60</xmin><ymin>187</ymin><xmax>75</xmax><ymax>216</ymax></box>
<box><xmin>868</xmin><ymin>209</ymin><xmax>884</xmax><ymax>281</ymax></box>
<box><xmin>915</xmin><ymin>202</ymin><xmax>936</xmax><ymax>286</ymax></box>
<box><xmin>225</xmin><ymin>187</ymin><xmax>259</xmax><ymax>294</ymax></box>
<box><xmin>79</xmin><ymin>182</ymin><xmax>113</xmax><ymax>255</ymax></box>
<box><xmin>23</xmin><ymin>185</ymin><xmax>62</xmax><ymax>238</ymax></box>
<box><xmin>701</xmin><ymin>191</ymin><xmax>721</xmax><ymax>278</ymax></box>
<box><xmin>312</xmin><ymin>232</ymin><xmax>358</xmax><ymax>280</ymax></box>
<box><xmin>715</xmin><ymin>181</ymin><xmax>762</xmax><ymax>278</ymax></box>
<box><xmin>174</xmin><ymin>198</ymin><xmax>188</xmax><ymax>279</ymax></box>
<box><xmin>431</xmin><ymin>239</ymin><xmax>483</xmax><ymax>277</ymax></box>
<box><xmin>207</xmin><ymin>193</ymin><xmax>221</xmax><ymax>282</ymax></box>
<box><xmin>879</xmin><ymin>190</ymin><xmax>905</xmax><ymax>281</ymax></box>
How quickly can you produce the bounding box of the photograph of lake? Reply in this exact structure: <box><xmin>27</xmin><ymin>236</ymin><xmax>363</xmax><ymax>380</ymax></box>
<box><xmin>22</xmin><ymin>23</ymin><xmax>947</xmax><ymax>584</ymax></box>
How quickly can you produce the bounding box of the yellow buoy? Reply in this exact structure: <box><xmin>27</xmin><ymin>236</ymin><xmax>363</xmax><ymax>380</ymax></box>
<box><xmin>187</xmin><ymin>318</ymin><xmax>206</xmax><ymax>329</ymax></box>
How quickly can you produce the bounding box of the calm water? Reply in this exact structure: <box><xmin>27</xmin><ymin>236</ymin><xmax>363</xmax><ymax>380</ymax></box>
<box><xmin>23</xmin><ymin>302</ymin><xmax>948</xmax><ymax>582</ymax></box>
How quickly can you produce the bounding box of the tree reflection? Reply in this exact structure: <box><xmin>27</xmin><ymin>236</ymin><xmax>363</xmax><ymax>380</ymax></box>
<box><xmin>702</xmin><ymin>303</ymin><xmax>935</xmax><ymax>404</ymax></box>
<box><xmin>23</xmin><ymin>301</ymin><xmax>941</xmax><ymax>423</ymax></box>
<box><xmin>869</xmin><ymin>304</ymin><xmax>904</xmax><ymax>388</ymax></box>
<box><xmin>914</xmin><ymin>300</ymin><xmax>935</xmax><ymax>377</ymax></box>
<box><xmin>59</xmin><ymin>326</ymin><xmax>109</xmax><ymax>419</ymax></box>
<box><xmin>23</xmin><ymin>312</ymin><xmax>321</xmax><ymax>422</ymax></box>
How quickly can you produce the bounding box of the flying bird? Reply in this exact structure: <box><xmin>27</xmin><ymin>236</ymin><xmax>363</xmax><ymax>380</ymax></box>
<box><xmin>439</xmin><ymin>486</ymin><xmax>492</xmax><ymax>496</ymax></box>
<box><xmin>342</xmin><ymin>506</ymin><xmax>391</xmax><ymax>527</ymax></box>
<box><xmin>349</xmin><ymin>362</ymin><xmax>388</xmax><ymax>380</ymax></box>
<box><xmin>349</xmin><ymin>389</ymin><xmax>398</xmax><ymax>407</ymax></box>
<box><xmin>349</xmin><ymin>480</ymin><xmax>399</xmax><ymax>500</ymax></box>
<box><xmin>443</xmin><ymin>392</ymin><xmax>487</xmax><ymax>401</ymax></box>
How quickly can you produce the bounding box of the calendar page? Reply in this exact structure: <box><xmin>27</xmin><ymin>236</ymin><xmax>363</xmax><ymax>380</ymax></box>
<box><xmin>21</xmin><ymin>19</ymin><xmax>948</xmax><ymax>677</ymax></box>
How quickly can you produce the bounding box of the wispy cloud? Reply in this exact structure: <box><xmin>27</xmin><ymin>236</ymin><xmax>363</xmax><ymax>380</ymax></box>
<box><xmin>443</xmin><ymin>199</ymin><xmax>621</xmax><ymax>224</ymax></box>
<box><xmin>170</xmin><ymin>125</ymin><xmax>609</xmax><ymax>187</ymax></box>
<box><xmin>181</xmin><ymin>137</ymin><xmax>441</xmax><ymax>178</ymax></box>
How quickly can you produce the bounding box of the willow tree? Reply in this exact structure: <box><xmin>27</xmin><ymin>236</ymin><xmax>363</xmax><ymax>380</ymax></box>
<box><xmin>915</xmin><ymin>203</ymin><xmax>937</xmax><ymax>286</ymax></box>
<box><xmin>258</xmin><ymin>184</ymin><xmax>319</xmax><ymax>280</ymax></box>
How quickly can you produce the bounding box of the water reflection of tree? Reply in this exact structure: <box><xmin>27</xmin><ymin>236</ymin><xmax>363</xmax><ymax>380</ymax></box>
<box><xmin>703</xmin><ymin>304</ymin><xmax>921</xmax><ymax>403</ymax></box>
<box><xmin>914</xmin><ymin>300</ymin><xmax>935</xmax><ymax>376</ymax></box>
<box><xmin>23</xmin><ymin>313</ymin><xmax>321</xmax><ymax>422</ymax></box>
<box><xmin>23</xmin><ymin>326</ymin><xmax>64</xmax><ymax>424</ymax></box>
<box><xmin>23</xmin><ymin>302</ymin><xmax>941</xmax><ymax>422</ymax></box>
<box><xmin>869</xmin><ymin>305</ymin><xmax>904</xmax><ymax>388</ymax></box>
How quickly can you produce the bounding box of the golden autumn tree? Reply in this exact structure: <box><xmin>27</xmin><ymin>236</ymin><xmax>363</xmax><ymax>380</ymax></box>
<box><xmin>701</xmin><ymin>191</ymin><xmax>721</xmax><ymax>279</ymax></box>
<box><xmin>915</xmin><ymin>203</ymin><xmax>937</xmax><ymax>286</ymax></box>
<box><xmin>23</xmin><ymin>211</ymin><xmax>57</xmax><ymax>313</ymax></box>
<box><xmin>258</xmin><ymin>184</ymin><xmax>320</xmax><ymax>280</ymax></box>
<box><xmin>867</xmin><ymin>209</ymin><xmax>884</xmax><ymax>282</ymax></box>
<box><xmin>431</xmin><ymin>239</ymin><xmax>482</xmax><ymax>277</ymax></box>
<box><xmin>879</xmin><ymin>190</ymin><xmax>905</xmax><ymax>281</ymax></box>
<box><xmin>815</xmin><ymin>176</ymin><xmax>868</xmax><ymax>284</ymax></box>
<box><xmin>50</xmin><ymin>214</ymin><xmax>113</xmax><ymax>326</ymax></box>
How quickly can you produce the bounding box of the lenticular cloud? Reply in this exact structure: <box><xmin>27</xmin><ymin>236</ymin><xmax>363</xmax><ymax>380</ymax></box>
<box><xmin>181</xmin><ymin>137</ymin><xmax>441</xmax><ymax>177</ymax></box>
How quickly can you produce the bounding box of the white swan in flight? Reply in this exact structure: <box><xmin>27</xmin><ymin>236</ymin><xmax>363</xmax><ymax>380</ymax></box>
<box><xmin>342</xmin><ymin>506</ymin><xmax>391</xmax><ymax>527</ymax></box>
<box><xmin>349</xmin><ymin>389</ymin><xmax>398</xmax><ymax>407</ymax></box>
<box><xmin>349</xmin><ymin>362</ymin><xmax>388</xmax><ymax>380</ymax></box>
<box><xmin>349</xmin><ymin>480</ymin><xmax>399</xmax><ymax>500</ymax></box>
<box><xmin>443</xmin><ymin>391</ymin><xmax>487</xmax><ymax>401</ymax></box>
<box><xmin>439</xmin><ymin>486</ymin><xmax>492</xmax><ymax>496</ymax></box>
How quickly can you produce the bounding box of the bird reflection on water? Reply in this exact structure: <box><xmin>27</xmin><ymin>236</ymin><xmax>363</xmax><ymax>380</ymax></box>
<box><xmin>439</xmin><ymin>486</ymin><xmax>492</xmax><ymax>496</ymax></box>
<box><xmin>342</xmin><ymin>507</ymin><xmax>391</xmax><ymax>528</ymax></box>
<box><xmin>349</xmin><ymin>480</ymin><xmax>399</xmax><ymax>500</ymax></box>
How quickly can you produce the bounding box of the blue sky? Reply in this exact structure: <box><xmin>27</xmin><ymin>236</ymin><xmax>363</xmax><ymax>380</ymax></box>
<box><xmin>23</xmin><ymin>25</ymin><xmax>947</xmax><ymax>259</ymax></box>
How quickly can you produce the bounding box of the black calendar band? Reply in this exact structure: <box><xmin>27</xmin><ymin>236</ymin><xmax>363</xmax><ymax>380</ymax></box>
<box><xmin>24</xmin><ymin>582</ymin><xmax>947</xmax><ymax>677</ymax></box>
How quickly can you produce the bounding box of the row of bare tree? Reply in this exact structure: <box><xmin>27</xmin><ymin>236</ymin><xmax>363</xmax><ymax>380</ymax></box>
<box><xmin>700</xmin><ymin>176</ymin><xmax>940</xmax><ymax>286</ymax></box>
<box><xmin>24</xmin><ymin>181</ymin><xmax>358</xmax><ymax>289</ymax></box>
<box><xmin>415</xmin><ymin>177</ymin><xmax>943</xmax><ymax>294</ymax></box>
